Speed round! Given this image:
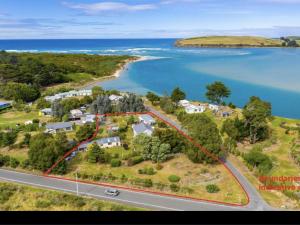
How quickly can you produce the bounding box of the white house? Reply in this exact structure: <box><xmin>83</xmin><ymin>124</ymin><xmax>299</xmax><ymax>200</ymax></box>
<box><xmin>45</xmin><ymin>89</ymin><xmax>92</xmax><ymax>102</ymax></box>
<box><xmin>70</xmin><ymin>109</ymin><xmax>83</xmax><ymax>119</ymax></box>
<box><xmin>132</xmin><ymin>123</ymin><xmax>154</xmax><ymax>137</ymax></box>
<box><xmin>24</xmin><ymin>120</ymin><xmax>33</xmax><ymax>125</ymax></box>
<box><xmin>185</xmin><ymin>105</ymin><xmax>206</xmax><ymax>114</ymax></box>
<box><xmin>109</xmin><ymin>94</ymin><xmax>123</xmax><ymax>103</ymax></box>
<box><xmin>209</xmin><ymin>104</ymin><xmax>220</xmax><ymax>112</ymax></box>
<box><xmin>139</xmin><ymin>114</ymin><xmax>156</xmax><ymax>126</ymax></box>
<box><xmin>45</xmin><ymin>122</ymin><xmax>74</xmax><ymax>134</ymax></box>
<box><xmin>78</xmin><ymin>137</ymin><xmax>121</xmax><ymax>151</ymax></box>
<box><xmin>179</xmin><ymin>100</ymin><xmax>190</xmax><ymax>107</ymax></box>
<box><xmin>81</xmin><ymin>114</ymin><xmax>96</xmax><ymax>124</ymax></box>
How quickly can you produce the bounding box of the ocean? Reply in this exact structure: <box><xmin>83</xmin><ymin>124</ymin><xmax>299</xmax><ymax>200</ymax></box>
<box><xmin>1</xmin><ymin>39</ymin><xmax>300</xmax><ymax>119</ymax></box>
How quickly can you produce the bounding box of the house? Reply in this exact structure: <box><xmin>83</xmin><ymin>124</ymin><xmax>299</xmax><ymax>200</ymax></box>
<box><xmin>45</xmin><ymin>122</ymin><xmax>74</xmax><ymax>134</ymax></box>
<box><xmin>139</xmin><ymin>114</ymin><xmax>156</xmax><ymax>126</ymax></box>
<box><xmin>45</xmin><ymin>89</ymin><xmax>92</xmax><ymax>102</ymax></box>
<box><xmin>24</xmin><ymin>120</ymin><xmax>33</xmax><ymax>126</ymax></box>
<box><xmin>107</xmin><ymin>125</ymin><xmax>119</xmax><ymax>132</ymax></box>
<box><xmin>70</xmin><ymin>109</ymin><xmax>83</xmax><ymax>119</ymax></box>
<box><xmin>179</xmin><ymin>100</ymin><xmax>190</xmax><ymax>107</ymax></box>
<box><xmin>0</xmin><ymin>102</ymin><xmax>11</xmax><ymax>110</ymax></box>
<box><xmin>132</xmin><ymin>123</ymin><xmax>154</xmax><ymax>137</ymax></box>
<box><xmin>185</xmin><ymin>105</ymin><xmax>206</xmax><ymax>114</ymax></box>
<box><xmin>39</xmin><ymin>108</ymin><xmax>53</xmax><ymax>116</ymax></box>
<box><xmin>78</xmin><ymin>137</ymin><xmax>121</xmax><ymax>151</ymax></box>
<box><xmin>109</xmin><ymin>95</ymin><xmax>123</xmax><ymax>103</ymax></box>
<box><xmin>81</xmin><ymin>114</ymin><xmax>96</xmax><ymax>124</ymax></box>
<box><xmin>209</xmin><ymin>104</ymin><xmax>220</xmax><ymax>112</ymax></box>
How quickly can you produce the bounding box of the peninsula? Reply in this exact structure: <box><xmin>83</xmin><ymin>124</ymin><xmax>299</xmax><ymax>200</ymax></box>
<box><xmin>175</xmin><ymin>36</ymin><xmax>300</xmax><ymax>48</ymax></box>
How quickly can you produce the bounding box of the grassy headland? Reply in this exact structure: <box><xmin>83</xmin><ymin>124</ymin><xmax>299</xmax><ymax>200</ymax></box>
<box><xmin>175</xmin><ymin>36</ymin><xmax>286</xmax><ymax>48</ymax></box>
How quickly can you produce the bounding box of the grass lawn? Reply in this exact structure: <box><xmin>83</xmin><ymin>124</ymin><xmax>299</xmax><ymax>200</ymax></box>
<box><xmin>0</xmin><ymin>110</ymin><xmax>48</xmax><ymax>129</ymax></box>
<box><xmin>0</xmin><ymin>182</ymin><xmax>146</xmax><ymax>211</ymax></box>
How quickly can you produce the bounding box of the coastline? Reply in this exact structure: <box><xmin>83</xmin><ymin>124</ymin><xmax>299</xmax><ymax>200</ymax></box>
<box><xmin>82</xmin><ymin>55</ymin><xmax>151</xmax><ymax>89</ymax></box>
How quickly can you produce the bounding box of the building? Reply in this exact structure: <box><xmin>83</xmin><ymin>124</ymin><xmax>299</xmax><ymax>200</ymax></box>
<box><xmin>78</xmin><ymin>137</ymin><xmax>121</xmax><ymax>151</ymax></box>
<box><xmin>185</xmin><ymin>105</ymin><xmax>206</xmax><ymax>114</ymax></box>
<box><xmin>209</xmin><ymin>104</ymin><xmax>220</xmax><ymax>112</ymax></box>
<box><xmin>0</xmin><ymin>102</ymin><xmax>11</xmax><ymax>110</ymax></box>
<box><xmin>132</xmin><ymin>123</ymin><xmax>154</xmax><ymax>137</ymax></box>
<box><xmin>45</xmin><ymin>122</ymin><xmax>73</xmax><ymax>134</ymax></box>
<box><xmin>24</xmin><ymin>120</ymin><xmax>33</xmax><ymax>126</ymax></box>
<box><xmin>179</xmin><ymin>100</ymin><xmax>190</xmax><ymax>107</ymax></box>
<box><xmin>139</xmin><ymin>114</ymin><xmax>156</xmax><ymax>126</ymax></box>
<box><xmin>81</xmin><ymin>114</ymin><xmax>96</xmax><ymax>124</ymax></box>
<box><xmin>109</xmin><ymin>94</ymin><xmax>123</xmax><ymax>103</ymax></box>
<box><xmin>70</xmin><ymin>109</ymin><xmax>83</xmax><ymax>119</ymax></box>
<box><xmin>107</xmin><ymin>125</ymin><xmax>119</xmax><ymax>132</ymax></box>
<box><xmin>45</xmin><ymin>89</ymin><xmax>92</xmax><ymax>102</ymax></box>
<box><xmin>39</xmin><ymin>108</ymin><xmax>53</xmax><ymax>116</ymax></box>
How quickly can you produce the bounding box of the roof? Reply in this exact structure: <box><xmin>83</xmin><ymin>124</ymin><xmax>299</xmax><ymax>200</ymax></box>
<box><xmin>41</xmin><ymin>108</ymin><xmax>52</xmax><ymax>113</ymax></box>
<box><xmin>70</xmin><ymin>109</ymin><xmax>83</xmax><ymax>114</ymax></box>
<box><xmin>0</xmin><ymin>102</ymin><xmax>10</xmax><ymax>107</ymax></box>
<box><xmin>109</xmin><ymin>95</ymin><xmax>123</xmax><ymax>101</ymax></box>
<box><xmin>132</xmin><ymin>123</ymin><xmax>153</xmax><ymax>134</ymax></box>
<box><xmin>139</xmin><ymin>114</ymin><xmax>155</xmax><ymax>123</ymax></box>
<box><xmin>46</xmin><ymin>122</ymin><xmax>73</xmax><ymax>130</ymax></box>
<box><xmin>78</xmin><ymin>137</ymin><xmax>121</xmax><ymax>149</ymax></box>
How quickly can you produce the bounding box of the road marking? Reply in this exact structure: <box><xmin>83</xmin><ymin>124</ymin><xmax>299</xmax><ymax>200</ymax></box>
<box><xmin>0</xmin><ymin>176</ymin><xmax>182</xmax><ymax>211</ymax></box>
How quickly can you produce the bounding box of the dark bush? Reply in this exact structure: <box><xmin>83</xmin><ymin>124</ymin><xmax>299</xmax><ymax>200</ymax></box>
<box><xmin>127</xmin><ymin>156</ymin><xmax>143</xmax><ymax>166</ymax></box>
<box><xmin>168</xmin><ymin>175</ymin><xmax>181</xmax><ymax>183</ymax></box>
<box><xmin>170</xmin><ymin>184</ymin><xmax>180</xmax><ymax>192</ymax></box>
<box><xmin>206</xmin><ymin>184</ymin><xmax>220</xmax><ymax>193</ymax></box>
<box><xmin>110</xmin><ymin>159</ymin><xmax>121</xmax><ymax>168</ymax></box>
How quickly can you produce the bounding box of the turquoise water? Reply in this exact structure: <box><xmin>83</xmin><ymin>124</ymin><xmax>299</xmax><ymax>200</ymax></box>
<box><xmin>0</xmin><ymin>39</ymin><xmax>300</xmax><ymax>119</ymax></box>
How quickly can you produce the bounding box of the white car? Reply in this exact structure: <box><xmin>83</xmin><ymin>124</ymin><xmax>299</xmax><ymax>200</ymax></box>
<box><xmin>104</xmin><ymin>189</ymin><xmax>120</xmax><ymax>197</ymax></box>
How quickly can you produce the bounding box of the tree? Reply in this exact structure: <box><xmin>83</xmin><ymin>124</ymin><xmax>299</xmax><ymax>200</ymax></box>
<box><xmin>206</xmin><ymin>81</ymin><xmax>231</xmax><ymax>105</ymax></box>
<box><xmin>90</xmin><ymin>95</ymin><xmax>112</xmax><ymax>114</ymax></box>
<box><xmin>171</xmin><ymin>87</ymin><xmax>186</xmax><ymax>103</ymax></box>
<box><xmin>51</xmin><ymin>100</ymin><xmax>64</xmax><ymax>119</ymax></box>
<box><xmin>117</xmin><ymin>94</ymin><xmax>145</xmax><ymax>113</ymax></box>
<box><xmin>146</xmin><ymin>92</ymin><xmax>161</xmax><ymax>104</ymax></box>
<box><xmin>36</xmin><ymin>97</ymin><xmax>51</xmax><ymax>109</ymax></box>
<box><xmin>75</xmin><ymin>124</ymin><xmax>95</xmax><ymax>142</ymax></box>
<box><xmin>243</xmin><ymin>147</ymin><xmax>273</xmax><ymax>174</ymax></box>
<box><xmin>92</xmin><ymin>86</ymin><xmax>105</xmax><ymax>99</ymax></box>
<box><xmin>22</xmin><ymin>133</ymin><xmax>31</xmax><ymax>146</ymax></box>
<box><xmin>87</xmin><ymin>143</ymin><xmax>103</xmax><ymax>163</ymax></box>
<box><xmin>159</xmin><ymin>96</ymin><xmax>176</xmax><ymax>114</ymax></box>
<box><xmin>182</xmin><ymin>114</ymin><xmax>223</xmax><ymax>164</ymax></box>
<box><xmin>61</xmin><ymin>98</ymin><xmax>80</xmax><ymax>114</ymax></box>
<box><xmin>242</xmin><ymin>96</ymin><xmax>272</xmax><ymax>144</ymax></box>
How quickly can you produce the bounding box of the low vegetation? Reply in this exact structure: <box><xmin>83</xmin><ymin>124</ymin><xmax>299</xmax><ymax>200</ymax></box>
<box><xmin>0</xmin><ymin>182</ymin><xmax>145</xmax><ymax>211</ymax></box>
<box><xmin>175</xmin><ymin>36</ymin><xmax>293</xmax><ymax>48</ymax></box>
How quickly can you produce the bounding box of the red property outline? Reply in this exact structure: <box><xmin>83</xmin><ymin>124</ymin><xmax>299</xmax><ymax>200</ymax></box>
<box><xmin>43</xmin><ymin>111</ymin><xmax>250</xmax><ymax>208</ymax></box>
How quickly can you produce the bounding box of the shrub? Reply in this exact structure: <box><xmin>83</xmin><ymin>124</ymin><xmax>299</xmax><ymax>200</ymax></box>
<box><xmin>206</xmin><ymin>184</ymin><xmax>220</xmax><ymax>193</ymax></box>
<box><xmin>0</xmin><ymin>184</ymin><xmax>17</xmax><ymax>204</ymax></box>
<box><xmin>127</xmin><ymin>156</ymin><xmax>143</xmax><ymax>166</ymax></box>
<box><xmin>138</xmin><ymin>167</ymin><xmax>156</xmax><ymax>175</ymax></box>
<box><xmin>9</xmin><ymin>158</ymin><xmax>20</xmax><ymax>168</ymax></box>
<box><xmin>168</xmin><ymin>175</ymin><xmax>181</xmax><ymax>183</ymax></box>
<box><xmin>110</xmin><ymin>159</ymin><xmax>121</xmax><ymax>168</ymax></box>
<box><xmin>170</xmin><ymin>184</ymin><xmax>180</xmax><ymax>192</ymax></box>
<box><xmin>156</xmin><ymin>164</ymin><xmax>163</xmax><ymax>170</ymax></box>
<box><xmin>35</xmin><ymin>200</ymin><xmax>51</xmax><ymax>208</ymax></box>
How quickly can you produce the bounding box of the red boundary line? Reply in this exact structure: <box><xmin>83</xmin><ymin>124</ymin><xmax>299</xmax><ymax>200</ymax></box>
<box><xmin>43</xmin><ymin>111</ymin><xmax>250</xmax><ymax>208</ymax></box>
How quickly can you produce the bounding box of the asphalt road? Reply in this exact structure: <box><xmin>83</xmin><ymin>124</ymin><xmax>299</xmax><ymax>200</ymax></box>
<box><xmin>147</xmin><ymin>106</ymin><xmax>275</xmax><ymax>211</ymax></box>
<box><xmin>0</xmin><ymin>169</ymin><xmax>252</xmax><ymax>211</ymax></box>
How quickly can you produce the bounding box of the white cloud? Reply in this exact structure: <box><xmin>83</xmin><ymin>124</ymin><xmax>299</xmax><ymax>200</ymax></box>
<box><xmin>64</xmin><ymin>2</ymin><xmax>157</xmax><ymax>14</ymax></box>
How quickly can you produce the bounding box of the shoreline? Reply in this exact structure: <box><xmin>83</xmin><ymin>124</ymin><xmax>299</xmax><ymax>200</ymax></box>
<box><xmin>82</xmin><ymin>55</ymin><xmax>151</xmax><ymax>89</ymax></box>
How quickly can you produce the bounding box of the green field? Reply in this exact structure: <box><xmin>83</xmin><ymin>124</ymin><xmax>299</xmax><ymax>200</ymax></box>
<box><xmin>176</xmin><ymin>36</ymin><xmax>284</xmax><ymax>47</ymax></box>
<box><xmin>0</xmin><ymin>182</ymin><xmax>146</xmax><ymax>211</ymax></box>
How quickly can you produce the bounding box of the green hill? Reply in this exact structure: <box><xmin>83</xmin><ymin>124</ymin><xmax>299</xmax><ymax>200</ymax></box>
<box><xmin>175</xmin><ymin>36</ymin><xmax>284</xmax><ymax>48</ymax></box>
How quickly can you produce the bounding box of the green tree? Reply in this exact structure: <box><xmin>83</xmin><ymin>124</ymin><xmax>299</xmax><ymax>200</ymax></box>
<box><xmin>159</xmin><ymin>96</ymin><xmax>176</xmax><ymax>114</ymax></box>
<box><xmin>87</xmin><ymin>143</ymin><xmax>103</xmax><ymax>163</ymax></box>
<box><xmin>171</xmin><ymin>87</ymin><xmax>186</xmax><ymax>103</ymax></box>
<box><xmin>92</xmin><ymin>86</ymin><xmax>105</xmax><ymax>99</ymax></box>
<box><xmin>76</xmin><ymin>124</ymin><xmax>95</xmax><ymax>142</ymax></box>
<box><xmin>182</xmin><ymin>114</ymin><xmax>223</xmax><ymax>164</ymax></box>
<box><xmin>146</xmin><ymin>92</ymin><xmax>161</xmax><ymax>104</ymax></box>
<box><xmin>242</xmin><ymin>96</ymin><xmax>272</xmax><ymax>144</ymax></box>
<box><xmin>243</xmin><ymin>147</ymin><xmax>273</xmax><ymax>174</ymax></box>
<box><xmin>206</xmin><ymin>81</ymin><xmax>231</xmax><ymax>105</ymax></box>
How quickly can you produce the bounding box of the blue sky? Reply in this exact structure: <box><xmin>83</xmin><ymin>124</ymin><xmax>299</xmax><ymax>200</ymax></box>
<box><xmin>0</xmin><ymin>0</ymin><xmax>300</xmax><ymax>39</ymax></box>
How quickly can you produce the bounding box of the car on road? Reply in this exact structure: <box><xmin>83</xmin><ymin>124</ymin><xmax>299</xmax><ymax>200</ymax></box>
<box><xmin>104</xmin><ymin>188</ymin><xmax>120</xmax><ymax>197</ymax></box>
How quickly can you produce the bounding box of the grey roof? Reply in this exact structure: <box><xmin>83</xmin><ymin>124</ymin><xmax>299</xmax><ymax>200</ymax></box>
<box><xmin>78</xmin><ymin>137</ymin><xmax>120</xmax><ymax>149</ymax></box>
<box><xmin>0</xmin><ymin>102</ymin><xmax>10</xmax><ymax>107</ymax></box>
<box><xmin>132</xmin><ymin>123</ymin><xmax>153</xmax><ymax>135</ymax></box>
<box><xmin>46</xmin><ymin>122</ymin><xmax>73</xmax><ymax>130</ymax></box>
<box><xmin>139</xmin><ymin>114</ymin><xmax>155</xmax><ymax>123</ymax></box>
<box><xmin>41</xmin><ymin>108</ymin><xmax>52</xmax><ymax>113</ymax></box>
